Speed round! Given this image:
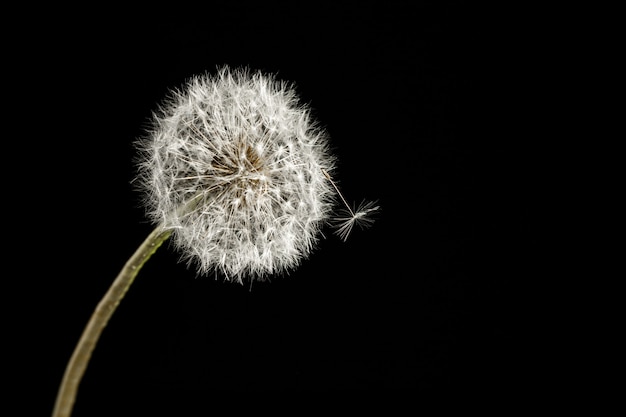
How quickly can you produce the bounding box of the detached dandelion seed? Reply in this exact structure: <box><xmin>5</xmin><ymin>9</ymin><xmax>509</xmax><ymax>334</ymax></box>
<box><xmin>323</xmin><ymin>169</ymin><xmax>379</xmax><ymax>241</ymax></box>
<box><xmin>51</xmin><ymin>65</ymin><xmax>378</xmax><ymax>417</ymax></box>
<box><xmin>333</xmin><ymin>199</ymin><xmax>380</xmax><ymax>242</ymax></box>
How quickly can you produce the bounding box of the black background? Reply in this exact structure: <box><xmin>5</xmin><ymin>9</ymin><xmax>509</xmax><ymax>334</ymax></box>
<box><xmin>10</xmin><ymin>2</ymin><xmax>533</xmax><ymax>414</ymax></box>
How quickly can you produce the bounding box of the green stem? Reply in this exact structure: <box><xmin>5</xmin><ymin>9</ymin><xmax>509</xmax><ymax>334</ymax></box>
<box><xmin>51</xmin><ymin>225</ymin><xmax>172</xmax><ymax>417</ymax></box>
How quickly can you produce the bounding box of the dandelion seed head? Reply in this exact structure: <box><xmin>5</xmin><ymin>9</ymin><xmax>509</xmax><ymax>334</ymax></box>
<box><xmin>135</xmin><ymin>66</ymin><xmax>337</xmax><ymax>283</ymax></box>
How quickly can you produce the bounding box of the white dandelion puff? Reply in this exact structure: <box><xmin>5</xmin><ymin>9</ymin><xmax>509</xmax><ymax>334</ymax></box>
<box><xmin>135</xmin><ymin>66</ymin><xmax>338</xmax><ymax>283</ymax></box>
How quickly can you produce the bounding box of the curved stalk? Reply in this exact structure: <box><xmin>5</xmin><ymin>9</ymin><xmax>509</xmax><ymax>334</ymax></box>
<box><xmin>52</xmin><ymin>226</ymin><xmax>172</xmax><ymax>417</ymax></box>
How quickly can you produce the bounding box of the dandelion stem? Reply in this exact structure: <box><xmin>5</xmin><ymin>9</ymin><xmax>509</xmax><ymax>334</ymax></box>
<box><xmin>51</xmin><ymin>226</ymin><xmax>172</xmax><ymax>417</ymax></box>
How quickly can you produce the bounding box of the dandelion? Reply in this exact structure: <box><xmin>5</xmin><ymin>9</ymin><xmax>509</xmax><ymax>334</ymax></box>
<box><xmin>52</xmin><ymin>65</ymin><xmax>378</xmax><ymax>417</ymax></box>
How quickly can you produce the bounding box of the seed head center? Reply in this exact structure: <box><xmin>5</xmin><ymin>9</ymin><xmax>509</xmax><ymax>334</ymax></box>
<box><xmin>211</xmin><ymin>140</ymin><xmax>267</xmax><ymax>202</ymax></box>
